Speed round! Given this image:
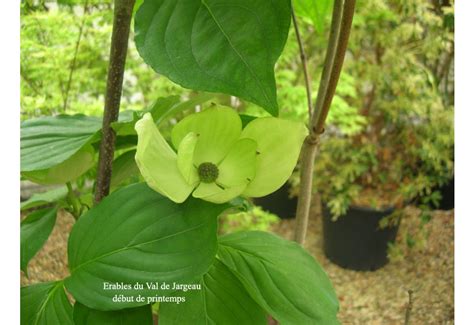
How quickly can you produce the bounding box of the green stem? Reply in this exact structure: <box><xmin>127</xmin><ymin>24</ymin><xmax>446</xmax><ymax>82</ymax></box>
<box><xmin>66</xmin><ymin>182</ymin><xmax>80</xmax><ymax>219</ymax></box>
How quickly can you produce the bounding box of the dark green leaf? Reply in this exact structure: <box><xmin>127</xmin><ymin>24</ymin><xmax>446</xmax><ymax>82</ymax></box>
<box><xmin>111</xmin><ymin>110</ymin><xmax>142</xmax><ymax>136</ymax></box>
<box><xmin>73</xmin><ymin>303</ymin><xmax>153</xmax><ymax>325</ymax></box>
<box><xmin>21</xmin><ymin>114</ymin><xmax>102</xmax><ymax>172</ymax></box>
<box><xmin>110</xmin><ymin>150</ymin><xmax>139</xmax><ymax>189</ymax></box>
<box><xmin>20</xmin><ymin>186</ymin><xmax>68</xmax><ymax>211</ymax></box>
<box><xmin>147</xmin><ymin>95</ymin><xmax>181</xmax><ymax>123</ymax></box>
<box><xmin>218</xmin><ymin>231</ymin><xmax>339</xmax><ymax>324</ymax></box>
<box><xmin>160</xmin><ymin>259</ymin><xmax>266</xmax><ymax>325</ymax></box>
<box><xmin>114</xmin><ymin>135</ymin><xmax>139</xmax><ymax>151</ymax></box>
<box><xmin>65</xmin><ymin>183</ymin><xmax>229</xmax><ymax>310</ymax></box>
<box><xmin>134</xmin><ymin>0</ymin><xmax>292</xmax><ymax>116</ymax></box>
<box><xmin>21</xmin><ymin>281</ymin><xmax>74</xmax><ymax>325</ymax></box>
<box><xmin>152</xmin><ymin>93</ymin><xmax>215</xmax><ymax>125</ymax></box>
<box><xmin>22</xmin><ymin>144</ymin><xmax>96</xmax><ymax>185</ymax></box>
<box><xmin>239</xmin><ymin>114</ymin><xmax>258</xmax><ymax>128</ymax></box>
<box><xmin>21</xmin><ymin>208</ymin><xmax>57</xmax><ymax>274</ymax></box>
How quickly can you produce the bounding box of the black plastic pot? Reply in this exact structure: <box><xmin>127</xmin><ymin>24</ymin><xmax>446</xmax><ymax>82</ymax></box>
<box><xmin>322</xmin><ymin>205</ymin><xmax>399</xmax><ymax>271</ymax></box>
<box><xmin>253</xmin><ymin>183</ymin><xmax>297</xmax><ymax>219</ymax></box>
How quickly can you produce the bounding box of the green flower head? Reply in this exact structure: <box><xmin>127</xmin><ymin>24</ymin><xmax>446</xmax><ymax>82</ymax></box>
<box><xmin>135</xmin><ymin>106</ymin><xmax>307</xmax><ymax>204</ymax></box>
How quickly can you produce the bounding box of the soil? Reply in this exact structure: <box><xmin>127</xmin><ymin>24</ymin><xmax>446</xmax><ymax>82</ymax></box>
<box><xmin>21</xmin><ymin>206</ymin><xmax>454</xmax><ymax>324</ymax></box>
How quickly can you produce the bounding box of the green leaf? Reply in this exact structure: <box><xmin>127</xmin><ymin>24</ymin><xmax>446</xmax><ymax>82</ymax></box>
<box><xmin>111</xmin><ymin>110</ymin><xmax>143</xmax><ymax>136</ymax></box>
<box><xmin>21</xmin><ymin>114</ymin><xmax>102</xmax><ymax>172</ymax></box>
<box><xmin>160</xmin><ymin>259</ymin><xmax>266</xmax><ymax>325</ymax></box>
<box><xmin>21</xmin><ymin>208</ymin><xmax>57</xmax><ymax>275</ymax></box>
<box><xmin>20</xmin><ymin>186</ymin><xmax>68</xmax><ymax>211</ymax></box>
<box><xmin>133</xmin><ymin>0</ymin><xmax>144</xmax><ymax>15</ymax></box>
<box><xmin>294</xmin><ymin>0</ymin><xmax>333</xmax><ymax>33</ymax></box>
<box><xmin>110</xmin><ymin>150</ymin><xmax>139</xmax><ymax>189</ymax></box>
<box><xmin>240</xmin><ymin>117</ymin><xmax>307</xmax><ymax>197</ymax></box>
<box><xmin>147</xmin><ymin>95</ymin><xmax>181</xmax><ymax>124</ymax></box>
<box><xmin>218</xmin><ymin>231</ymin><xmax>339</xmax><ymax>324</ymax></box>
<box><xmin>65</xmin><ymin>183</ymin><xmax>229</xmax><ymax>310</ymax></box>
<box><xmin>151</xmin><ymin>93</ymin><xmax>215</xmax><ymax>125</ymax></box>
<box><xmin>135</xmin><ymin>113</ymin><xmax>195</xmax><ymax>203</ymax></box>
<box><xmin>134</xmin><ymin>0</ymin><xmax>292</xmax><ymax>116</ymax></box>
<box><xmin>22</xmin><ymin>145</ymin><xmax>95</xmax><ymax>185</ymax></box>
<box><xmin>73</xmin><ymin>303</ymin><xmax>153</xmax><ymax>325</ymax></box>
<box><xmin>21</xmin><ymin>281</ymin><xmax>74</xmax><ymax>325</ymax></box>
<box><xmin>239</xmin><ymin>114</ymin><xmax>258</xmax><ymax>128</ymax></box>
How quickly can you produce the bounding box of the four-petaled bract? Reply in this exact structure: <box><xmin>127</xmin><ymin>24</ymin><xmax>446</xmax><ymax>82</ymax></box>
<box><xmin>135</xmin><ymin>106</ymin><xmax>307</xmax><ymax>203</ymax></box>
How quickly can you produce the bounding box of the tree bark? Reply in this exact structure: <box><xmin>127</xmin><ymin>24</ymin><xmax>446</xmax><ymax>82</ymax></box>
<box><xmin>293</xmin><ymin>0</ymin><xmax>356</xmax><ymax>244</ymax></box>
<box><xmin>94</xmin><ymin>0</ymin><xmax>136</xmax><ymax>204</ymax></box>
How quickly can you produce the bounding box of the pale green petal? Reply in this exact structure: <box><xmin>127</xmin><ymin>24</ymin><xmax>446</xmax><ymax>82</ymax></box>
<box><xmin>171</xmin><ymin>106</ymin><xmax>241</xmax><ymax>165</ymax></box>
<box><xmin>135</xmin><ymin>113</ymin><xmax>194</xmax><ymax>203</ymax></box>
<box><xmin>240</xmin><ymin>117</ymin><xmax>308</xmax><ymax>197</ymax></box>
<box><xmin>22</xmin><ymin>145</ymin><xmax>95</xmax><ymax>185</ymax></box>
<box><xmin>217</xmin><ymin>138</ymin><xmax>257</xmax><ymax>187</ymax></box>
<box><xmin>177</xmin><ymin>132</ymin><xmax>199</xmax><ymax>186</ymax></box>
<box><xmin>192</xmin><ymin>182</ymin><xmax>246</xmax><ymax>204</ymax></box>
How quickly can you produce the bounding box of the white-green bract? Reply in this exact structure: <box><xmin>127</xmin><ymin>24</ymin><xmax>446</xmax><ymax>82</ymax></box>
<box><xmin>135</xmin><ymin>106</ymin><xmax>307</xmax><ymax>204</ymax></box>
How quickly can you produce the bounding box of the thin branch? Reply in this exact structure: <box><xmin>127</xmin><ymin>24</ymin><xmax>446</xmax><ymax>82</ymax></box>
<box><xmin>294</xmin><ymin>0</ymin><xmax>356</xmax><ymax>244</ymax></box>
<box><xmin>63</xmin><ymin>0</ymin><xmax>90</xmax><ymax>112</ymax></box>
<box><xmin>290</xmin><ymin>1</ymin><xmax>313</xmax><ymax>120</ymax></box>
<box><xmin>94</xmin><ymin>0</ymin><xmax>136</xmax><ymax>204</ymax></box>
<box><xmin>310</xmin><ymin>0</ymin><xmax>345</xmax><ymax>131</ymax></box>
<box><xmin>312</xmin><ymin>0</ymin><xmax>356</xmax><ymax>134</ymax></box>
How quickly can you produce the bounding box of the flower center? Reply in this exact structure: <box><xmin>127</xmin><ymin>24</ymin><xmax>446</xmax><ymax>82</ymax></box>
<box><xmin>197</xmin><ymin>162</ymin><xmax>219</xmax><ymax>183</ymax></box>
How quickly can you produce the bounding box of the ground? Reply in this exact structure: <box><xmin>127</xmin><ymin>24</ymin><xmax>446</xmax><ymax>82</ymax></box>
<box><xmin>21</xmin><ymin>206</ymin><xmax>454</xmax><ymax>324</ymax></box>
<box><xmin>272</xmin><ymin>207</ymin><xmax>454</xmax><ymax>325</ymax></box>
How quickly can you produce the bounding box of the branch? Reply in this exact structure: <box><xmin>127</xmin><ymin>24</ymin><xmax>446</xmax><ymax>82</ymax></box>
<box><xmin>312</xmin><ymin>0</ymin><xmax>356</xmax><ymax>134</ymax></box>
<box><xmin>94</xmin><ymin>0</ymin><xmax>136</xmax><ymax>204</ymax></box>
<box><xmin>63</xmin><ymin>0</ymin><xmax>90</xmax><ymax>112</ymax></box>
<box><xmin>290</xmin><ymin>1</ymin><xmax>313</xmax><ymax>120</ymax></box>
<box><xmin>294</xmin><ymin>0</ymin><xmax>356</xmax><ymax>244</ymax></box>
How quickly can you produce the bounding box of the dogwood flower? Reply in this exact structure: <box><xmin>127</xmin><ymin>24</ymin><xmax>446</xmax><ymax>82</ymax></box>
<box><xmin>135</xmin><ymin>106</ymin><xmax>307</xmax><ymax>204</ymax></box>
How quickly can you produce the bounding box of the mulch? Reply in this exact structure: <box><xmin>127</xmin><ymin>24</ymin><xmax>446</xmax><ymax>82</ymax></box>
<box><xmin>21</xmin><ymin>206</ymin><xmax>454</xmax><ymax>324</ymax></box>
<box><xmin>272</xmin><ymin>206</ymin><xmax>454</xmax><ymax>325</ymax></box>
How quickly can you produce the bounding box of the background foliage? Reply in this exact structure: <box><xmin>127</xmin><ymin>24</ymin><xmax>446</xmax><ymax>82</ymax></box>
<box><xmin>21</xmin><ymin>0</ymin><xmax>454</xmax><ymax>218</ymax></box>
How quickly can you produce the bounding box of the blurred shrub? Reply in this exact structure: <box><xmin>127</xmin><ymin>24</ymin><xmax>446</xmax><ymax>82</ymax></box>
<box><xmin>287</xmin><ymin>0</ymin><xmax>454</xmax><ymax>218</ymax></box>
<box><xmin>318</xmin><ymin>0</ymin><xmax>454</xmax><ymax>217</ymax></box>
<box><xmin>220</xmin><ymin>206</ymin><xmax>280</xmax><ymax>235</ymax></box>
<box><xmin>20</xmin><ymin>1</ymin><xmax>187</xmax><ymax>119</ymax></box>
